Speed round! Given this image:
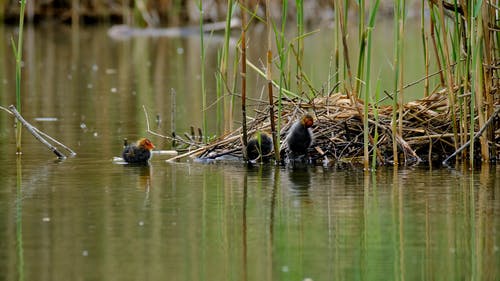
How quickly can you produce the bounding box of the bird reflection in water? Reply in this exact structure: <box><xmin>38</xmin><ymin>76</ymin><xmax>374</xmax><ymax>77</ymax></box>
<box><xmin>123</xmin><ymin>163</ymin><xmax>153</xmax><ymax>192</ymax></box>
<box><xmin>286</xmin><ymin>167</ymin><xmax>313</xmax><ymax>205</ymax></box>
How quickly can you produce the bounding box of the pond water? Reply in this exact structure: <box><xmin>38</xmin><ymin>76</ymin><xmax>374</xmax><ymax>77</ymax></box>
<box><xmin>0</xmin><ymin>23</ymin><xmax>499</xmax><ymax>281</ymax></box>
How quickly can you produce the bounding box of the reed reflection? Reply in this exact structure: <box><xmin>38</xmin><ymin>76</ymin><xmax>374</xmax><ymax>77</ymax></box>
<box><xmin>242</xmin><ymin>171</ymin><xmax>248</xmax><ymax>281</ymax></box>
<box><xmin>16</xmin><ymin>155</ymin><xmax>24</xmax><ymax>281</ymax></box>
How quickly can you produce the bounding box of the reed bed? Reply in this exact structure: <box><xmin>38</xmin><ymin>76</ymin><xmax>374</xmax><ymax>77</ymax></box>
<box><xmin>171</xmin><ymin>0</ymin><xmax>500</xmax><ymax>167</ymax></box>
<box><xmin>188</xmin><ymin>88</ymin><xmax>489</xmax><ymax>166</ymax></box>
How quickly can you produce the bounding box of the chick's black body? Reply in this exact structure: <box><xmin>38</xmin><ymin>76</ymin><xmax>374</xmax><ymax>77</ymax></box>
<box><xmin>285</xmin><ymin>114</ymin><xmax>314</xmax><ymax>157</ymax></box>
<box><xmin>122</xmin><ymin>138</ymin><xmax>155</xmax><ymax>164</ymax></box>
<box><xmin>122</xmin><ymin>146</ymin><xmax>151</xmax><ymax>163</ymax></box>
<box><xmin>247</xmin><ymin>132</ymin><xmax>273</xmax><ymax>161</ymax></box>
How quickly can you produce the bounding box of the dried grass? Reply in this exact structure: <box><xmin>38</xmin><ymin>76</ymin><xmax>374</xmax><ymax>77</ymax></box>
<box><xmin>171</xmin><ymin>86</ymin><xmax>499</xmax><ymax>166</ymax></box>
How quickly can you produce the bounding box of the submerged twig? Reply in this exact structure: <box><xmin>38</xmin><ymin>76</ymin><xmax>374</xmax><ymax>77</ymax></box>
<box><xmin>31</xmin><ymin>126</ymin><xmax>76</xmax><ymax>156</ymax></box>
<box><xmin>442</xmin><ymin>106</ymin><xmax>500</xmax><ymax>165</ymax></box>
<box><xmin>0</xmin><ymin>105</ymin><xmax>13</xmax><ymax>115</ymax></box>
<box><xmin>8</xmin><ymin>105</ymin><xmax>71</xmax><ymax>159</ymax></box>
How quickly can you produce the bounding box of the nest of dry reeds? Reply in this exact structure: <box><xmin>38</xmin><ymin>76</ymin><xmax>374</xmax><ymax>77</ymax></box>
<box><xmin>179</xmin><ymin>88</ymin><xmax>499</xmax><ymax>166</ymax></box>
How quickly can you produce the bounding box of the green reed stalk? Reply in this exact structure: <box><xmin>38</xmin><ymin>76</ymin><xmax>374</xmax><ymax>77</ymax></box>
<box><xmin>12</xmin><ymin>0</ymin><xmax>26</xmax><ymax>153</ymax></box>
<box><xmin>354</xmin><ymin>34</ymin><xmax>366</xmax><ymax>99</ymax></box>
<box><xmin>216</xmin><ymin>50</ymin><xmax>223</xmax><ymax>134</ymax></box>
<box><xmin>221</xmin><ymin>0</ymin><xmax>234</xmax><ymax>84</ymax></box>
<box><xmin>334</xmin><ymin>2</ymin><xmax>340</xmax><ymax>87</ymax></box>
<box><xmin>335</xmin><ymin>0</ymin><xmax>355</xmax><ymax>101</ymax></box>
<box><xmin>371</xmin><ymin>79</ymin><xmax>382</xmax><ymax>171</ymax></box>
<box><xmin>391</xmin><ymin>0</ymin><xmax>403</xmax><ymax>165</ymax></box>
<box><xmin>363</xmin><ymin>0</ymin><xmax>380</xmax><ymax>169</ymax></box>
<box><xmin>16</xmin><ymin>157</ymin><xmax>24</xmax><ymax>280</ymax></box>
<box><xmin>271</xmin><ymin>0</ymin><xmax>290</xmax><ymax>162</ymax></box>
<box><xmin>472</xmin><ymin>3</ymin><xmax>486</xmax><ymax>164</ymax></box>
<box><xmin>483</xmin><ymin>3</ymin><xmax>497</xmax><ymax>159</ymax></box>
<box><xmin>479</xmin><ymin>2</ymin><xmax>492</xmax><ymax>162</ymax></box>
<box><xmin>451</xmin><ymin>0</ymin><xmax>467</xmax><ymax>149</ymax></box>
<box><xmin>437</xmin><ymin>1</ymin><xmax>459</xmax><ymax>151</ymax></box>
<box><xmin>396</xmin><ymin>0</ymin><xmax>405</xmax><ymax>150</ymax></box>
<box><xmin>429</xmin><ymin>6</ymin><xmax>446</xmax><ymax>85</ymax></box>
<box><xmin>276</xmin><ymin>0</ymin><xmax>288</xmax><ymax>142</ymax></box>
<box><xmin>420</xmin><ymin>1</ymin><xmax>429</xmax><ymax>97</ymax></box>
<box><xmin>355</xmin><ymin>0</ymin><xmax>365</xmax><ymax>97</ymax></box>
<box><xmin>296</xmin><ymin>0</ymin><xmax>303</xmax><ymax>94</ymax></box>
<box><xmin>220</xmin><ymin>0</ymin><xmax>235</xmax><ymax>123</ymax></box>
<box><xmin>265</xmin><ymin>0</ymin><xmax>279</xmax><ymax>163</ymax></box>
<box><xmin>463</xmin><ymin>3</ymin><xmax>473</xmax><ymax>162</ymax></box>
<box><xmin>240</xmin><ymin>0</ymin><xmax>248</xmax><ymax>160</ymax></box>
<box><xmin>468</xmin><ymin>7</ymin><xmax>477</xmax><ymax>167</ymax></box>
<box><xmin>197</xmin><ymin>0</ymin><xmax>207</xmax><ymax>142</ymax></box>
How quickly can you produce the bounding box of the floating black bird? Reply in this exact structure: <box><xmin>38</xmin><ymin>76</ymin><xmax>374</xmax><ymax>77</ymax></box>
<box><xmin>122</xmin><ymin>138</ymin><xmax>155</xmax><ymax>164</ymax></box>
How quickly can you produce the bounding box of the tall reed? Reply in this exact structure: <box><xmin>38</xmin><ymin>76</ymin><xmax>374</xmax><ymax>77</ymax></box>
<box><xmin>12</xmin><ymin>0</ymin><xmax>27</xmax><ymax>153</ymax></box>
<box><xmin>274</xmin><ymin>0</ymin><xmax>289</xmax><ymax>154</ymax></box>
<box><xmin>265</xmin><ymin>0</ymin><xmax>279</xmax><ymax>162</ymax></box>
<box><xmin>436</xmin><ymin>1</ymin><xmax>459</xmax><ymax>150</ymax></box>
<box><xmin>391</xmin><ymin>0</ymin><xmax>405</xmax><ymax>165</ymax></box>
<box><xmin>240</xmin><ymin>0</ymin><xmax>248</xmax><ymax>160</ymax></box>
<box><xmin>426</xmin><ymin>0</ymin><xmax>499</xmax><ymax>164</ymax></box>
<box><xmin>354</xmin><ymin>0</ymin><xmax>365</xmax><ymax>97</ymax></box>
<box><xmin>295</xmin><ymin>0</ymin><xmax>304</xmax><ymax>94</ymax></box>
<box><xmin>16</xmin><ymin>157</ymin><xmax>24</xmax><ymax>279</ymax></box>
<box><xmin>215</xmin><ymin>50</ymin><xmax>223</xmax><ymax>133</ymax></box>
<box><xmin>334</xmin><ymin>0</ymin><xmax>355</xmax><ymax>102</ymax></box>
<box><xmin>371</xmin><ymin>79</ymin><xmax>382</xmax><ymax>170</ymax></box>
<box><xmin>420</xmin><ymin>1</ymin><xmax>429</xmax><ymax>98</ymax></box>
<box><xmin>221</xmin><ymin>0</ymin><xmax>235</xmax><ymax>133</ymax></box>
<box><xmin>197</xmin><ymin>0</ymin><xmax>207</xmax><ymax>142</ymax></box>
<box><xmin>468</xmin><ymin>2</ymin><xmax>481</xmax><ymax>166</ymax></box>
<box><xmin>363</xmin><ymin>0</ymin><xmax>380</xmax><ymax>169</ymax></box>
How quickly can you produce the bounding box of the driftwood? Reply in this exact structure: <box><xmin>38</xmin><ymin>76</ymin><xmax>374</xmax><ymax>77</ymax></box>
<box><xmin>7</xmin><ymin>105</ymin><xmax>75</xmax><ymax>159</ymax></box>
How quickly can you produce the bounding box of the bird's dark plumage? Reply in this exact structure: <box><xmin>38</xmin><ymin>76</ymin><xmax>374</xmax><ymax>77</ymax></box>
<box><xmin>122</xmin><ymin>138</ymin><xmax>155</xmax><ymax>164</ymax></box>
<box><xmin>247</xmin><ymin>131</ymin><xmax>273</xmax><ymax>161</ymax></box>
<box><xmin>285</xmin><ymin>114</ymin><xmax>314</xmax><ymax>157</ymax></box>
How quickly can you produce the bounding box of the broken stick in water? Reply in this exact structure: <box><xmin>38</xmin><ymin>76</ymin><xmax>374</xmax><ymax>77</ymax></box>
<box><xmin>8</xmin><ymin>105</ymin><xmax>75</xmax><ymax>159</ymax></box>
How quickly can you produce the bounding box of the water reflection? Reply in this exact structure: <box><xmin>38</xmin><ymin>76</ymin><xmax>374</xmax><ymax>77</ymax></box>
<box><xmin>242</xmin><ymin>172</ymin><xmax>248</xmax><ymax>281</ymax></box>
<box><xmin>122</xmin><ymin>163</ymin><xmax>153</xmax><ymax>192</ymax></box>
<box><xmin>285</xmin><ymin>167</ymin><xmax>312</xmax><ymax>207</ymax></box>
<box><xmin>0</xmin><ymin>23</ymin><xmax>498</xmax><ymax>281</ymax></box>
<box><xmin>16</xmin><ymin>156</ymin><xmax>24</xmax><ymax>281</ymax></box>
<box><xmin>0</xmin><ymin>157</ymin><xmax>499</xmax><ymax>280</ymax></box>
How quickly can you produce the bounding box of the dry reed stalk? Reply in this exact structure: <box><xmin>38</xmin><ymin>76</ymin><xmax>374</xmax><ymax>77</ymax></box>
<box><xmin>240</xmin><ymin>0</ymin><xmax>248</xmax><ymax>161</ymax></box>
<box><xmin>437</xmin><ymin>0</ymin><xmax>459</xmax><ymax>151</ymax></box>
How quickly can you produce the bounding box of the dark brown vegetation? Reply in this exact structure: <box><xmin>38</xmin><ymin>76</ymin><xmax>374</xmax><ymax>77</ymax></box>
<box><xmin>0</xmin><ymin>0</ymin><xmax>420</xmax><ymax>25</ymax></box>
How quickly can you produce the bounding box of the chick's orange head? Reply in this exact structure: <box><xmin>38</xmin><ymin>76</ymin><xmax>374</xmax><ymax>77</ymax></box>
<box><xmin>302</xmin><ymin>114</ymin><xmax>314</xmax><ymax>128</ymax></box>
<box><xmin>138</xmin><ymin>138</ymin><xmax>155</xmax><ymax>150</ymax></box>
